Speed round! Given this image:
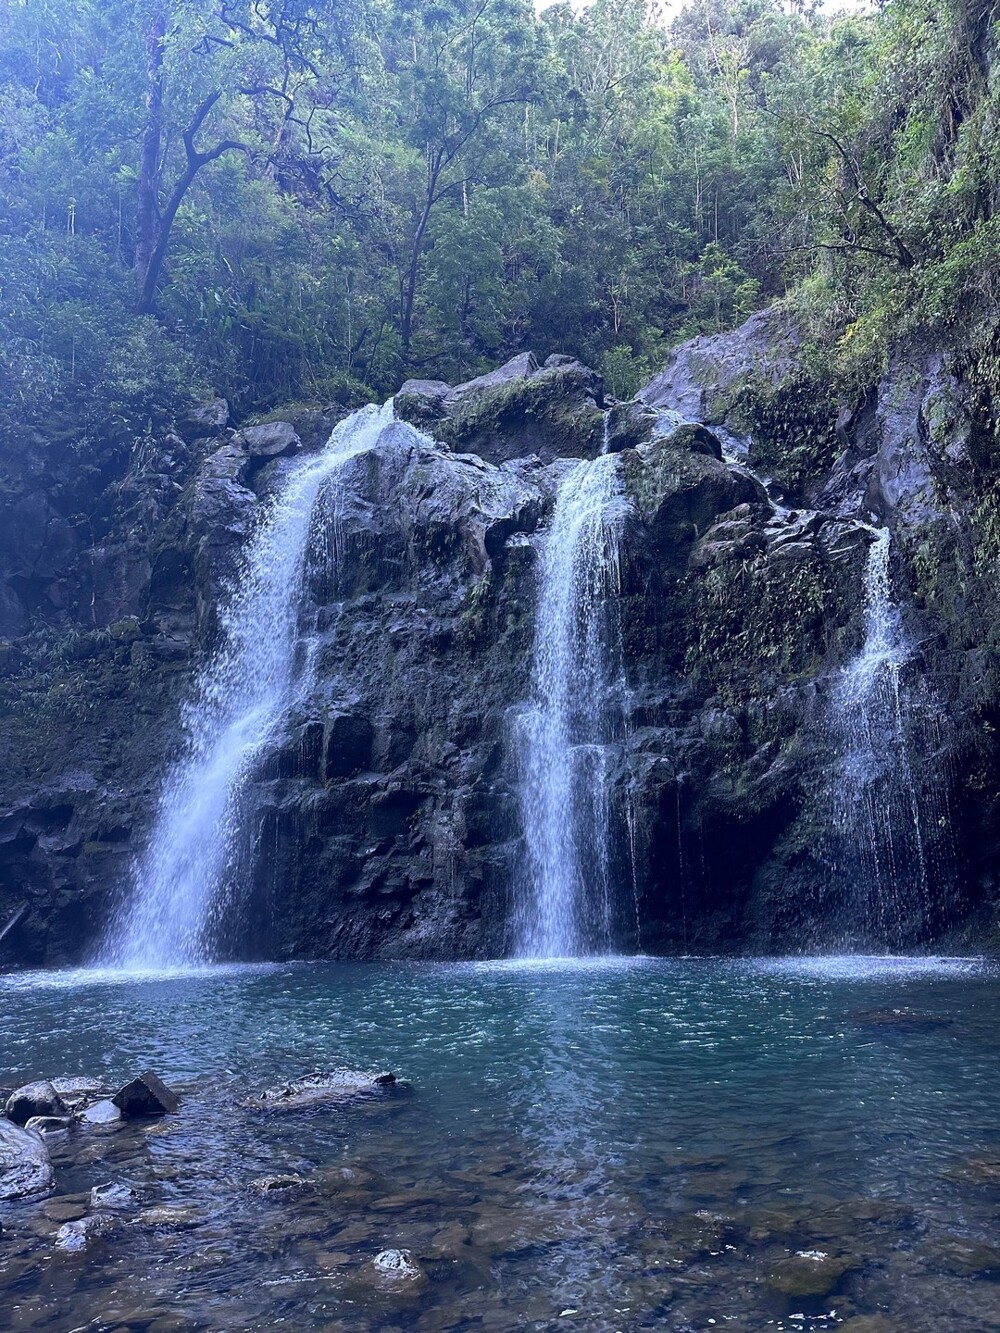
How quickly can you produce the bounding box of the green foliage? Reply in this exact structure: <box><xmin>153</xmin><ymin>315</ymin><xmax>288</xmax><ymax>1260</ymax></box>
<box><xmin>3</xmin><ymin>0</ymin><xmax>1000</xmax><ymax>448</ymax></box>
<box><xmin>729</xmin><ymin>370</ymin><xmax>839</xmax><ymax>494</ymax></box>
<box><xmin>601</xmin><ymin>345</ymin><xmax>651</xmax><ymax>402</ymax></box>
<box><xmin>0</xmin><ymin>0</ymin><xmax>827</xmax><ymax>436</ymax></box>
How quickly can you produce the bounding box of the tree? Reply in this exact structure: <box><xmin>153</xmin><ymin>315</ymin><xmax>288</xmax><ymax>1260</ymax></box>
<box><xmin>371</xmin><ymin>0</ymin><xmax>544</xmax><ymax>355</ymax></box>
<box><xmin>133</xmin><ymin>0</ymin><xmax>345</xmax><ymax>314</ymax></box>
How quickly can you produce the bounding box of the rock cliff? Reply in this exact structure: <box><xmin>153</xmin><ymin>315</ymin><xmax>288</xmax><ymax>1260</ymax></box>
<box><xmin>0</xmin><ymin>317</ymin><xmax>996</xmax><ymax>965</ymax></box>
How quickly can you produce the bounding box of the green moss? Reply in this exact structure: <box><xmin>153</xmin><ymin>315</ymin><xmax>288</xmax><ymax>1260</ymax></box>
<box><xmin>685</xmin><ymin>549</ymin><xmax>837</xmax><ymax>707</ymax></box>
<box><xmin>435</xmin><ymin>371</ymin><xmax>603</xmax><ymax>456</ymax></box>
<box><xmin>456</xmin><ymin>574</ymin><xmax>493</xmax><ymax>647</ymax></box>
<box><xmin>727</xmin><ymin>370</ymin><xmax>840</xmax><ymax>494</ymax></box>
<box><xmin>623</xmin><ymin>442</ymin><xmax>719</xmax><ymax>518</ymax></box>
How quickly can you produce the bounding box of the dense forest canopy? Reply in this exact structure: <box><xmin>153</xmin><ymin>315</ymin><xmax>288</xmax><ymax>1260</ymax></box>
<box><xmin>2</xmin><ymin>0</ymin><xmax>999</xmax><ymax>439</ymax></box>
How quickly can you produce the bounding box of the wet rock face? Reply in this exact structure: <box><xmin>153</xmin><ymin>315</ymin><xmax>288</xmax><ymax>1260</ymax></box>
<box><xmin>0</xmin><ymin>324</ymin><xmax>997</xmax><ymax>964</ymax></box>
<box><xmin>6</xmin><ymin>1081</ymin><xmax>68</xmax><ymax>1126</ymax></box>
<box><xmin>639</xmin><ymin>306</ymin><xmax>803</xmax><ymax>423</ymax></box>
<box><xmin>0</xmin><ymin>1117</ymin><xmax>54</xmax><ymax>1199</ymax></box>
<box><xmin>395</xmin><ymin>352</ymin><xmax>606</xmax><ymax>464</ymax></box>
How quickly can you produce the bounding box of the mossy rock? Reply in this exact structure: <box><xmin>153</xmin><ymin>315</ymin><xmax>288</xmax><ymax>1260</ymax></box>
<box><xmin>623</xmin><ymin>436</ymin><xmax>760</xmax><ymax>568</ymax></box>
<box><xmin>726</xmin><ymin>370</ymin><xmax>840</xmax><ymax>494</ymax></box>
<box><xmin>434</xmin><ymin>368</ymin><xmax>604</xmax><ymax>463</ymax></box>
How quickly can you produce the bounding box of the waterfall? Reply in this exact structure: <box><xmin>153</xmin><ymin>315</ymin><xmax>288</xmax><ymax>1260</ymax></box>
<box><xmin>515</xmin><ymin>452</ymin><xmax>632</xmax><ymax>958</ymax></box>
<box><xmin>103</xmin><ymin>403</ymin><xmax>393</xmax><ymax>969</ymax></box>
<box><xmin>828</xmin><ymin>527</ymin><xmax>930</xmax><ymax>946</ymax></box>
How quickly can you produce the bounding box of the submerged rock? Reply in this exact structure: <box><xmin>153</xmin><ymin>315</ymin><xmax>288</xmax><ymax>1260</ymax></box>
<box><xmin>923</xmin><ymin>1235</ymin><xmax>1000</xmax><ymax>1276</ymax></box>
<box><xmin>250</xmin><ymin>1070</ymin><xmax>401</xmax><ymax>1112</ymax></box>
<box><xmin>766</xmin><ymin>1249</ymin><xmax>860</xmax><ymax>1297</ymax></box>
<box><xmin>135</xmin><ymin>1204</ymin><xmax>204</xmax><ymax>1230</ymax></box>
<box><xmin>90</xmin><ymin>1181</ymin><xmax>139</xmax><ymax>1209</ymax></box>
<box><xmin>6</xmin><ymin>1079</ymin><xmax>68</xmax><ymax>1125</ymax></box>
<box><xmin>0</xmin><ymin>1118</ymin><xmax>54</xmax><ymax>1199</ymax></box>
<box><xmin>24</xmin><ymin>1115</ymin><xmax>73</xmax><ymax>1134</ymax></box>
<box><xmin>249</xmin><ymin>1174</ymin><xmax>308</xmax><ymax>1194</ymax></box>
<box><xmin>112</xmin><ymin>1071</ymin><xmax>180</xmax><ymax>1117</ymax></box>
<box><xmin>372</xmin><ymin>1247</ymin><xmax>425</xmax><ymax>1284</ymax></box>
<box><xmin>851</xmin><ymin>1008</ymin><xmax>953</xmax><ymax>1032</ymax></box>
<box><xmin>44</xmin><ymin>1196</ymin><xmax>89</xmax><ymax>1222</ymax></box>
<box><xmin>374</xmin><ymin>1246</ymin><xmax>417</xmax><ymax>1272</ymax></box>
<box><xmin>55</xmin><ymin>1213</ymin><xmax>117</xmax><ymax>1253</ymax></box>
<box><xmin>81</xmin><ymin>1098</ymin><xmax>122</xmax><ymax>1125</ymax></box>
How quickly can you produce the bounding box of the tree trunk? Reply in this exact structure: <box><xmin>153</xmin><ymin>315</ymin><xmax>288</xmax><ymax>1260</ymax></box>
<box><xmin>137</xmin><ymin>163</ymin><xmax>199</xmax><ymax>315</ymax></box>
<box><xmin>134</xmin><ymin>12</ymin><xmax>166</xmax><ymax>304</ymax></box>
<box><xmin>400</xmin><ymin>161</ymin><xmax>442</xmax><ymax>354</ymax></box>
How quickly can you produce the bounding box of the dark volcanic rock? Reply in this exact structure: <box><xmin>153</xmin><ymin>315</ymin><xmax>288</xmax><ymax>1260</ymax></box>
<box><xmin>6</xmin><ymin>1080</ymin><xmax>68</xmax><ymax>1126</ymax></box>
<box><xmin>180</xmin><ymin>397</ymin><xmax>230</xmax><ymax>441</ymax></box>
<box><xmin>639</xmin><ymin>305</ymin><xmax>803</xmax><ymax>422</ymax></box>
<box><xmin>420</xmin><ymin>351</ymin><xmax>606</xmax><ymax>462</ymax></box>
<box><xmin>112</xmin><ymin>1072</ymin><xmax>180</xmax><ymax>1117</ymax></box>
<box><xmin>444</xmin><ymin>352</ymin><xmax>540</xmax><ymax>404</ymax></box>
<box><xmin>0</xmin><ymin>1118</ymin><xmax>54</xmax><ymax>1199</ymax></box>
<box><xmin>1</xmin><ymin>313</ymin><xmax>999</xmax><ymax>965</ymax></box>
<box><xmin>251</xmin><ymin>1071</ymin><xmax>401</xmax><ymax>1112</ymax></box>
<box><xmin>395</xmin><ymin>379</ymin><xmax>452</xmax><ymax>426</ymax></box>
<box><xmin>239</xmin><ymin>421</ymin><xmax>301</xmax><ymax>460</ymax></box>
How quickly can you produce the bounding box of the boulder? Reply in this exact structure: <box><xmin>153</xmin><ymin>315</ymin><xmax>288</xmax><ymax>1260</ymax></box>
<box><xmin>605</xmin><ymin>401</ymin><xmax>658</xmax><ymax>453</ymax></box>
<box><xmin>180</xmin><ymin>397</ymin><xmax>230</xmax><ymax>440</ymax></box>
<box><xmin>394</xmin><ymin>380</ymin><xmax>452</xmax><ymax>427</ymax></box>
<box><xmin>638</xmin><ymin>305</ymin><xmax>803</xmax><ymax>422</ymax></box>
<box><xmin>239</xmin><ymin>421</ymin><xmax>301</xmax><ymax>460</ymax></box>
<box><xmin>444</xmin><ymin>352</ymin><xmax>539</xmax><ymax>406</ymax></box>
<box><xmin>434</xmin><ymin>354</ymin><xmax>606</xmax><ymax>462</ymax></box>
<box><xmin>0</xmin><ymin>1118</ymin><xmax>54</xmax><ymax>1199</ymax></box>
<box><xmin>623</xmin><ymin>433</ymin><xmax>763</xmax><ymax>569</ymax></box>
<box><xmin>6</xmin><ymin>1079</ymin><xmax>68</xmax><ymax>1126</ymax></box>
<box><xmin>111</xmin><ymin>1071</ymin><xmax>180</xmax><ymax>1118</ymax></box>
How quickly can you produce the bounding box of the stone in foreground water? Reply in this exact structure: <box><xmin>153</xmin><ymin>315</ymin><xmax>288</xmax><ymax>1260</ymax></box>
<box><xmin>6</xmin><ymin>1079</ymin><xmax>67</xmax><ymax>1126</ymax></box>
<box><xmin>0</xmin><ymin>1118</ymin><xmax>54</xmax><ymax>1199</ymax></box>
<box><xmin>112</xmin><ymin>1071</ymin><xmax>180</xmax><ymax>1117</ymax></box>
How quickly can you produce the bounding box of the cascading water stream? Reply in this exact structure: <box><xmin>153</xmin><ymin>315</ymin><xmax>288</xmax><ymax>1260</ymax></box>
<box><xmin>102</xmin><ymin>402</ymin><xmax>394</xmax><ymax>969</ymax></box>
<box><xmin>828</xmin><ymin>527</ymin><xmax>930</xmax><ymax>945</ymax></box>
<box><xmin>515</xmin><ymin>450</ymin><xmax>632</xmax><ymax>959</ymax></box>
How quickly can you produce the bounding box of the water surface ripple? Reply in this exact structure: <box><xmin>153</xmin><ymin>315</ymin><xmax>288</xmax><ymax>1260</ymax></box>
<box><xmin>1</xmin><ymin>957</ymin><xmax>998</xmax><ymax>1331</ymax></box>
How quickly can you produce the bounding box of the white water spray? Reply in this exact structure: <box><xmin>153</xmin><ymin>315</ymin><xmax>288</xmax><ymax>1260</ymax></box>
<box><xmin>515</xmin><ymin>452</ymin><xmax>632</xmax><ymax>958</ymax></box>
<box><xmin>103</xmin><ymin>403</ymin><xmax>393</xmax><ymax>968</ymax></box>
<box><xmin>828</xmin><ymin>528</ymin><xmax>929</xmax><ymax>944</ymax></box>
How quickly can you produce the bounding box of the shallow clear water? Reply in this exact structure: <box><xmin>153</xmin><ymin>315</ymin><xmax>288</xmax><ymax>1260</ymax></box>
<box><xmin>3</xmin><ymin>957</ymin><xmax>1000</xmax><ymax>1331</ymax></box>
